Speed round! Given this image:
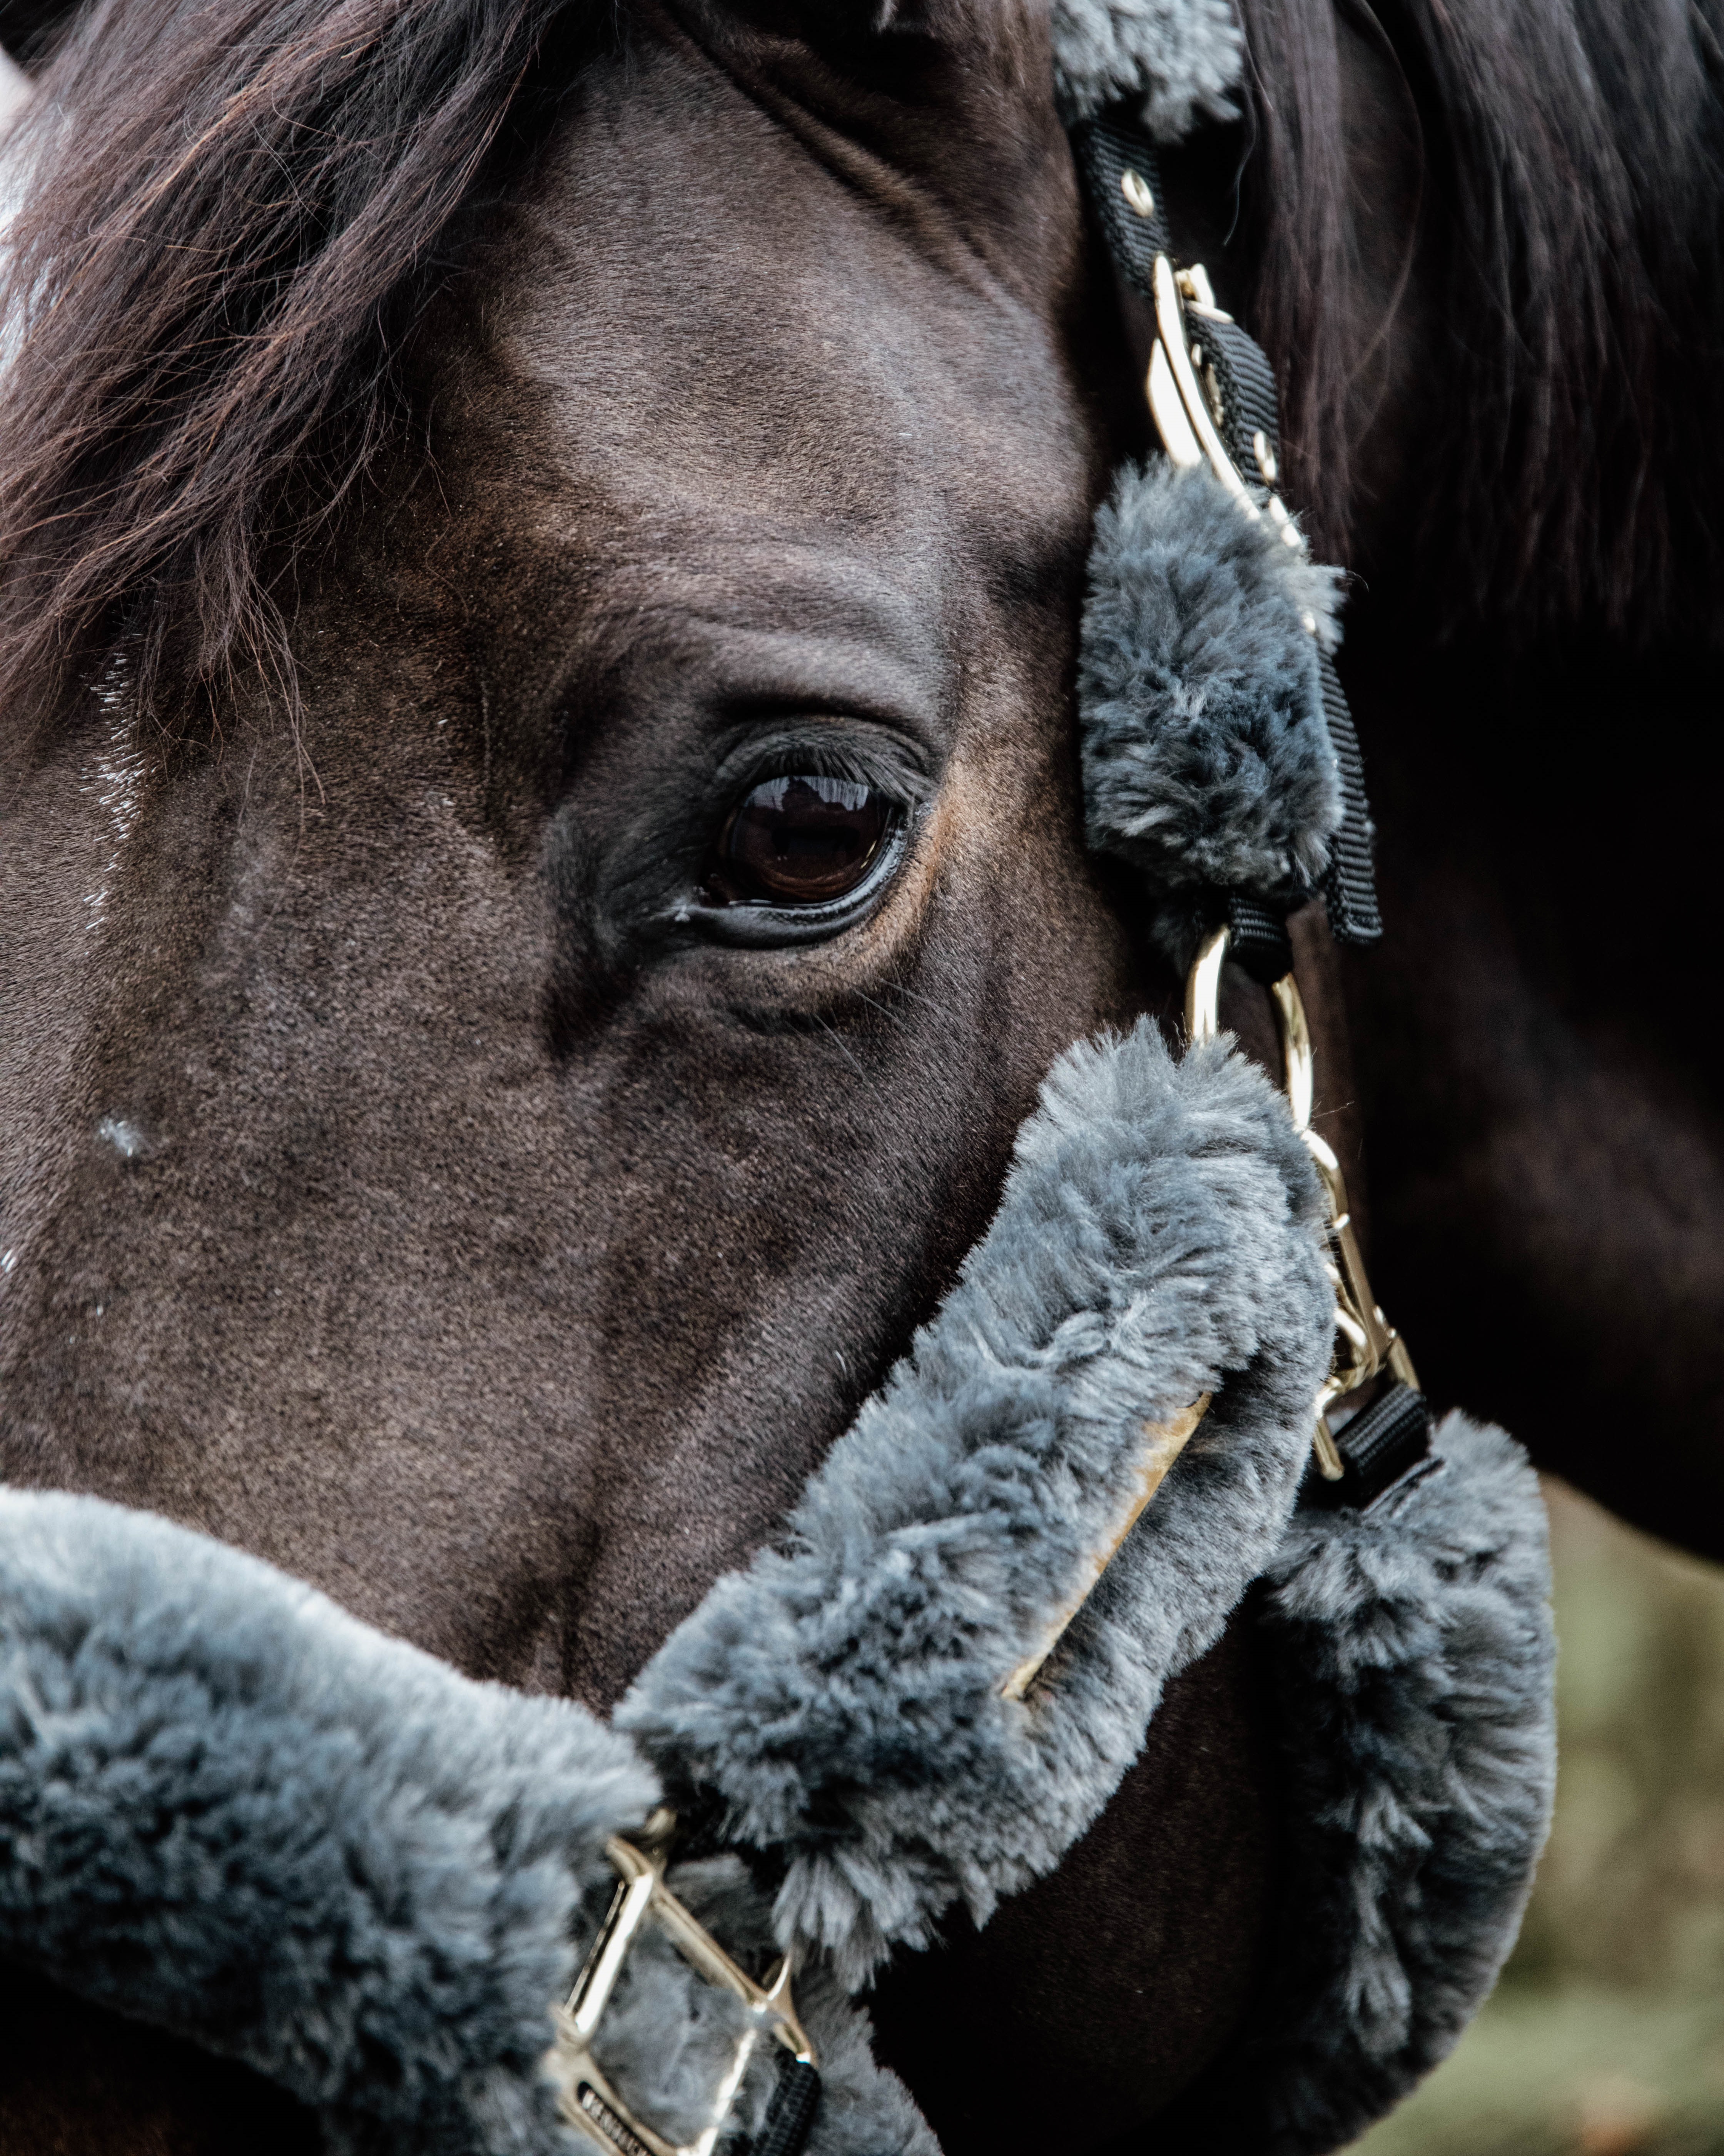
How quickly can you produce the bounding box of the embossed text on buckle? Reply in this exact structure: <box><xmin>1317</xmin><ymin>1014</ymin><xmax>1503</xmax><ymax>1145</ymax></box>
<box><xmin>546</xmin><ymin>1808</ymin><xmax>817</xmax><ymax>2156</ymax></box>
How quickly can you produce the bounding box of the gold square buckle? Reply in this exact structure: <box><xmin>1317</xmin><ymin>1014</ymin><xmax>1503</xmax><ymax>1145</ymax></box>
<box><xmin>547</xmin><ymin>1808</ymin><xmax>817</xmax><ymax>2156</ymax></box>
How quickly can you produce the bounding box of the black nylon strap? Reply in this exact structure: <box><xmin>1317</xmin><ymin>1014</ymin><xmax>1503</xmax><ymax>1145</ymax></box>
<box><xmin>1301</xmin><ymin>1382</ymin><xmax>1435</xmax><ymax>1511</ymax></box>
<box><xmin>1072</xmin><ymin>108</ymin><xmax>1383</xmax><ymax>948</ymax></box>
<box><xmin>1193</xmin><ymin>312</ymin><xmax>1381</xmax><ymax>941</ymax></box>
<box><xmin>1193</xmin><ymin>313</ymin><xmax>1281</xmax><ymax>495</ymax></box>
<box><xmin>1224</xmin><ymin>893</ymin><xmax>1295</xmax><ymax>985</ymax></box>
<box><xmin>751</xmin><ymin>2059</ymin><xmax>822</xmax><ymax>2156</ymax></box>
<box><xmin>1071</xmin><ymin>117</ymin><xmax>1170</xmax><ymax>293</ymax></box>
<box><xmin>1316</xmin><ymin>652</ymin><xmax>1382</xmax><ymax>943</ymax></box>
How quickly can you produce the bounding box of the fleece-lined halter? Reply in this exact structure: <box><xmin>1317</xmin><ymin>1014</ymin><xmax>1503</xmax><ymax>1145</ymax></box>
<box><xmin>0</xmin><ymin>9</ymin><xmax>1555</xmax><ymax>2156</ymax></box>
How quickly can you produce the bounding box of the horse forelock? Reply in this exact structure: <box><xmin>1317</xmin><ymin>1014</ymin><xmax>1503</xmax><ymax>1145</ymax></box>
<box><xmin>0</xmin><ymin>0</ymin><xmax>598</xmax><ymax>747</ymax></box>
<box><xmin>0</xmin><ymin>0</ymin><xmax>1086</xmax><ymax>756</ymax></box>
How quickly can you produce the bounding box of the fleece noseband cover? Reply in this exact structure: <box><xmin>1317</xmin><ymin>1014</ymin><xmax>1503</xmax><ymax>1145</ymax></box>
<box><xmin>0</xmin><ymin>1026</ymin><xmax>1553</xmax><ymax>2156</ymax></box>
<box><xmin>0</xmin><ymin>7</ymin><xmax>1555</xmax><ymax>2155</ymax></box>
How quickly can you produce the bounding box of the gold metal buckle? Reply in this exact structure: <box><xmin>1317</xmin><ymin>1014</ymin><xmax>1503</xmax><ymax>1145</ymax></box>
<box><xmin>1144</xmin><ymin>253</ymin><xmax>1306</xmax><ymax>557</ymax></box>
<box><xmin>547</xmin><ymin>1808</ymin><xmax>816</xmax><ymax>2156</ymax></box>
<box><xmin>1187</xmin><ymin>927</ymin><xmax>1418</xmax><ymax>1479</ymax></box>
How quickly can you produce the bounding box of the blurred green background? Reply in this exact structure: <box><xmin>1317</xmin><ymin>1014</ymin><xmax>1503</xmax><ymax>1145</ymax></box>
<box><xmin>1350</xmin><ymin>1482</ymin><xmax>1724</xmax><ymax>2156</ymax></box>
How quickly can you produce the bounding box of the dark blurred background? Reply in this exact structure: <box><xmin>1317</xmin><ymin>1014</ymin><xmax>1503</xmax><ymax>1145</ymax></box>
<box><xmin>1353</xmin><ymin>1483</ymin><xmax>1724</xmax><ymax>2156</ymax></box>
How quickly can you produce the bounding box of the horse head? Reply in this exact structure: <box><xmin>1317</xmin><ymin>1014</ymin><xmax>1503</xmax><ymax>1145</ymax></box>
<box><xmin>1</xmin><ymin>3</ymin><xmax>1300</xmax><ymax>2142</ymax></box>
<box><xmin>27</xmin><ymin>0</ymin><xmax>1687</xmax><ymax>2141</ymax></box>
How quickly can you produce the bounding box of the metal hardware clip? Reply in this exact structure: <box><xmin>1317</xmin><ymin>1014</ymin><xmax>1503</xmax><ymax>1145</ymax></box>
<box><xmin>1149</xmin><ymin>231</ymin><xmax>1414</xmax><ymax>1476</ymax></box>
<box><xmin>1144</xmin><ymin>253</ymin><xmax>1306</xmax><ymax>554</ymax></box>
<box><xmin>1186</xmin><ymin>928</ymin><xmax>1418</xmax><ymax>1478</ymax></box>
<box><xmin>547</xmin><ymin>1809</ymin><xmax>817</xmax><ymax>2156</ymax></box>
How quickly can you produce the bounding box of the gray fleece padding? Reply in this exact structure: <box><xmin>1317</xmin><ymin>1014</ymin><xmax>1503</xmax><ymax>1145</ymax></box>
<box><xmin>1051</xmin><ymin>0</ymin><xmax>1243</xmax><ymax>138</ymax></box>
<box><xmin>1246</xmin><ymin>1412</ymin><xmax>1557</xmax><ymax>2155</ymax></box>
<box><xmin>620</xmin><ymin>1017</ymin><xmax>1333</xmax><ymax>1987</ymax></box>
<box><xmin>1079</xmin><ymin>459</ymin><xmax>1347</xmax><ymax>902</ymax></box>
<box><xmin>0</xmin><ymin>1038</ymin><xmax>1556</xmax><ymax>2156</ymax></box>
<box><xmin>0</xmin><ymin>1487</ymin><xmax>657</xmax><ymax>2156</ymax></box>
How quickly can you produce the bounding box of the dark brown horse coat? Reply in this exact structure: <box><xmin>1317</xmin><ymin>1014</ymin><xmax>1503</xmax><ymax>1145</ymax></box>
<box><xmin>0</xmin><ymin>0</ymin><xmax>1719</xmax><ymax>2148</ymax></box>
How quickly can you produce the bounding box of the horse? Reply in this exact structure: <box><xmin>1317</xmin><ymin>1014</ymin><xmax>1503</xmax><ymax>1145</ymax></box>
<box><xmin>0</xmin><ymin>0</ymin><xmax>1718</xmax><ymax>2148</ymax></box>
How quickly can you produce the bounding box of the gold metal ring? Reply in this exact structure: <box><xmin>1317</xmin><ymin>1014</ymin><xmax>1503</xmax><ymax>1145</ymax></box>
<box><xmin>1181</xmin><ymin>925</ymin><xmax>1418</xmax><ymax>1481</ymax></box>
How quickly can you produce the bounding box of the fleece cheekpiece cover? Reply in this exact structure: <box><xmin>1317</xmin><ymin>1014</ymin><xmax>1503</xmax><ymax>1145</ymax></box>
<box><xmin>1078</xmin><ymin>461</ymin><xmax>1348</xmax><ymax>906</ymax></box>
<box><xmin>1050</xmin><ymin>0</ymin><xmax>1244</xmax><ymax>138</ymax></box>
<box><xmin>1</xmin><ymin>8</ymin><xmax>1557</xmax><ymax>2156</ymax></box>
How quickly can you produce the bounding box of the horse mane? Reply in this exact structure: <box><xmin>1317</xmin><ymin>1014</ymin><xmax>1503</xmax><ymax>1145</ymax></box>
<box><xmin>2</xmin><ymin>0</ymin><xmax>1719</xmax><ymax>745</ymax></box>
<box><xmin>1235</xmin><ymin>0</ymin><xmax>1724</xmax><ymax>637</ymax></box>
<box><xmin>0</xmin><ymin>0</ymin><xmax>592</xmax><ymax>740</ymax></box>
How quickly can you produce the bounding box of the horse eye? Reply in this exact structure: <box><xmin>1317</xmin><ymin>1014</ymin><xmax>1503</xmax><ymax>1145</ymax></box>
<box><xmin>708</xmin><ymin>774</ymin><xmax>895</xmax><ymax>908</ymax></box>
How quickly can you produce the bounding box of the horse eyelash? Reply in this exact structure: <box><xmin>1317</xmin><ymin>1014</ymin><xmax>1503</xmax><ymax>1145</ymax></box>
<box><xmin>718</xmin><ymin>728</ymin><xmax>933</xmax><ymax>811</ymax></box>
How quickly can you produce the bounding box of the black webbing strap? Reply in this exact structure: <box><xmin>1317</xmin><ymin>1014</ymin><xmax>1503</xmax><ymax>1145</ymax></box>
<box><xmin>1301</xmin><ymin>1382</ymin><xmax>1435</xmax><ymax>1511</ymax></box>
<box><xmin>1194</xmin><ymin>312</ymin><xmax>1281</xmax><ymax>495</ymax></box>
<box><xmin>1223</xmin><ymin>893</ymin><xmax>1295</xmax><ymax>984</ymax></box>
<box><xmin>753</xmin><ymin>2059</ymin><xmax>822</xmax><ymax>2156</ymax></box>
<box><xmin>1316</xmin><ymin>651</ymin><xmax>1381</xmax><ymax>943</ymax></box>
<box><xmin>1072</xmin><ymin>113</ymin><xmax>1171</xmax><ymax>288</ymax></box>
<box><xmin>1071</xmin><ymin>111</ymin><xmax>1383</xmax><ymax>947</ymax></box>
